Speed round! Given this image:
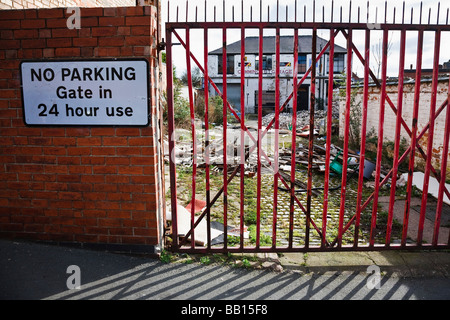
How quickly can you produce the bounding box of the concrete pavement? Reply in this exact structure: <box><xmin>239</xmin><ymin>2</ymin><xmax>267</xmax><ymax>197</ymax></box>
<box><xmin>0</xmin><ymin>239</ymin><xmax>449</xmax><ymax>301</ymax></box>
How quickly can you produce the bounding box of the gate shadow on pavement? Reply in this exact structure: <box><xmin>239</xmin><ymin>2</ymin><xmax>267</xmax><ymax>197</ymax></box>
<box><xmin>1</xmin><ymin>240</ymin><xmax>449</xmax><ymax>300</ymax></box>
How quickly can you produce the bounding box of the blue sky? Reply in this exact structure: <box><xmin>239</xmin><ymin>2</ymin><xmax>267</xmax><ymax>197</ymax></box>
<box><xmin>163</xmin><ymin>0</ymin><xmax>450</xmax><ymax>78</ymax></box>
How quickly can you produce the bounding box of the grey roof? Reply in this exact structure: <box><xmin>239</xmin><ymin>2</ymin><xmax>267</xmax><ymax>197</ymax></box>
<box><xmin>209</xmin><ymin>35</ymin><xmax>347</xmax><ymax>55</ymax></box>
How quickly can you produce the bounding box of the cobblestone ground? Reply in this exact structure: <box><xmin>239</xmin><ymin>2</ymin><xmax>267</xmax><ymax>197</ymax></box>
<box><xmin>174</xmin><ymin>167</ymin><xmax>402</xmax><ymax>248</ymax></box>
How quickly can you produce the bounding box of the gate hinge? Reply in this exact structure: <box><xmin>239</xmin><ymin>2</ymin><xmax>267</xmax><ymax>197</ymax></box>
<box><xmin>157</xmin><ymin>39</ymin><xmax>166</xmax><ymax>51</ymax></box>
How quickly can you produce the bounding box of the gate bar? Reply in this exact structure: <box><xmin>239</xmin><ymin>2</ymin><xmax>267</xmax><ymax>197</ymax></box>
<box><xmin>306</xmin><ymin>28</ymin><xmax>317</xmax><ymax>248</ymax></box>
<box><xmin>256</xmin><ymin>27</ymin><xmax>263</xmax><ymax>249</ymax></box>
<box><xmin>322</xmin><ymin>28</ymin><xmax>335</xmax><ymax>247</ymax></box>
<box><xmin>204</xmin><ymin>26</ymin><xmax>211</xmax><ymax>250</ymax></box>
<box><xmin>402</xmin><ymin>30</ymin><xmax>424</xmax><ymax>247</ymax></box>
<box><xmin>185</xmin><ymin>27</ymin><xmax>197</xmax><ymax>248</ymax></box>
<box><xmin>386</xmin><ymin>29</ymin><xmax>406</xmax><ymax>246</ymax></box>
<box><xmin>165</xmin><ymin>28</ymin><xmax>179</xmax><ymax>249</ymax></box>
<box><xmin>272</xmin><ymin>27</ymin><xmax>280</xmax><ymax>248</ymax></box>
<box><xmin>239</xmin><ymin>26</ymin><xmax>245</xmax><ymax>249</ymax></box>
<box><xmin>417</xmin><ymin>30</ymin><xmax>441</xmax><ymax>245</ymax></box>
<box><xmin>433</xmin><ymin>78</ymin><xmax>450</xmax><ymax>245</ymax></box>
<box><xmin>353</xmin><ymin>29</ymin><xmax>370</xmax><ymax>247</ymax></box>
<box><xmin>222</xmin><ymin>26</ymin><xmax>228</xmax><ymax>249</ymax></box>
<box><xmin>289</xmin><ymin>28</ymin><xmax>299</xmax><ymax>248</ymax></box>
<box><xmin>337</xmin><ymin>28</ymin><xmax>353</xmax><ymax>248</ymax></box>
<box><xmin>370</xmin><ymin>29</ymin><xmax>389</xmax><ymax>247</ymax></box>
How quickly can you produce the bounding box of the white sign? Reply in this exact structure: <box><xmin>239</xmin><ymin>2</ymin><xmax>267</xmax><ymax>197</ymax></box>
<box><xmin>20</xmin><ymin>59</ymin><xmax>149</xmax><ymax>126</ymax></box>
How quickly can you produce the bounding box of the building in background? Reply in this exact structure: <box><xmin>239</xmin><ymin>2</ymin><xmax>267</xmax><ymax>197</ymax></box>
<box><xmin>206</xmin><ymin>35</ymin><xmax>347</xmax><ymax>115</ymax></box>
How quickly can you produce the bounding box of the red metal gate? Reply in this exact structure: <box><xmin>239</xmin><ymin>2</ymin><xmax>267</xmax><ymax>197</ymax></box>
<box><xmin>164</xmin><ymin>0</ymin><xmax>450</xmax><ymax>253</ymax></box>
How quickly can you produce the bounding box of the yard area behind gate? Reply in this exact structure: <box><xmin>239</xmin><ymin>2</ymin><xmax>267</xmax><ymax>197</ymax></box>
<box><xmin>163</xmin><ymin>0</ymin><xmax>450</xmax><ymax>254</ymax></box>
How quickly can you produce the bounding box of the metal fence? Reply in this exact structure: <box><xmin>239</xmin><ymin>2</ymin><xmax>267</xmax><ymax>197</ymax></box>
<box><xmin>164</xmin><ymin>0</ymin><xmax>450</xmax><ymax>253</ymax></box>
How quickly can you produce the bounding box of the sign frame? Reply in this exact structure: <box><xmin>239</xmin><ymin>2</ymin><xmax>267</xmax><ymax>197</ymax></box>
<box><xmin>20</xmin><ymin>58</ymin><xmax>151</xmax><ymax>127</ymax></box>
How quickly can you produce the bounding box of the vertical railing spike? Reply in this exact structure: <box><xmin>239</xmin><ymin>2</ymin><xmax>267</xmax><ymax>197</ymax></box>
<box><xmin>420</xmin><ymin>1</ymin><xmax>423</xmax><ymax>25</ymax></box>
<box><xmin>261</xmin><ymin>0</ymin><xmax>264</xmax><ymax>22</ymax></box>
<box><xmin>367</xmin><ymin>1</ymin><xmax>369</xmax><ymax>23</ymax></box>
<box><xmin>402</xmin><ymin>1</ymin><xmax>405</xmax><ymax>24</ymax></box>
<box><xmin>385</xmin><ymin>0</ymin><xmax>387</xmax><ymax>24</ymax></box>
<box><xmin>295</xmin><ymin>0</ymin><xmax>297</xmax><ymax>22</ymax></box>
<box><xmin>277</xmin><ymin>0</ymin><xmax>279</xmax><ymax>23</ymax></box>
<box><xmin>331</xmin><ymin>0</ymin><xmax>334</xmax><ymax>23</ymax></box>
<box><xmin>313</xmin><ymin>0</ymin><xmax>316</xmax><ymax>23</ymax></box>
<box><xmin>286</xmin><ymin>5</ymin><xmax>289</xmax><ymax>23</ymax></box>
<box><xmin>349</xmin><ymin>0</ymin><xmax>352</xmax><ymax>23</ymax></box>
<box><xmin>437</xmin><ymin>2</ymin><xmax>440</xmax><ymax>24</ymax></box>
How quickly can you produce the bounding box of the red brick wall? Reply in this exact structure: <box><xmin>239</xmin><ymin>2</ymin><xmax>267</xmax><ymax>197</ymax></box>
<box><xmin>0</xmin><ymin>6</ymin><xmax>165</xmax><ymax>253</ymax></box>
<box><xmin>0</xmin><ymin>0</ymin><xmax>136</xmax><ymax>10</ymax></box>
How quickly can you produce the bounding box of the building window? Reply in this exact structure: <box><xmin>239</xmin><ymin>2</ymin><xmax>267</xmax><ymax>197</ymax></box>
<box><xmin>255</xmin><ymin>55</ymin><xmax>273</xmax><ymax>71</ymax></box>
<box><xmin>298</xmin><ymin>55</ymin><xmax>307</xmax><ymax>73</ymax></box>
<box><xmin>333</xmin><ymin>54</ymin><xmax>345</xmax><ymax>73</ymax></box>
<box><xmin>217</xmin><ymin>55</ymin><xmax>235</xmax><ymax>75</ymax></box>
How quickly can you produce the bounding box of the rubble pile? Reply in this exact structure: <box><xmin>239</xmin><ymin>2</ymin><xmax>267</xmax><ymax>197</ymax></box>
<box><xmin>261</xmin><ymin>109</ymin><xmax>338</xmax><ymax>131</ymax></box>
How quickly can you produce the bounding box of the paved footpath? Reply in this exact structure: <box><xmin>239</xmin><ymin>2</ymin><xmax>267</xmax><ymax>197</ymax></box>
<box><xmin>0</xmin><ymin>239</ymin><xmax>449</xmax><ymax>301</ymax></box>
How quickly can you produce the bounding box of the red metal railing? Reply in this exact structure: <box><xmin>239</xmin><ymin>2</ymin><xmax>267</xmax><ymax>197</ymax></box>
<box><xmin>165</xmin><ymin>0</ymin><xmax>450</xmax><ymax>253</ymax></box>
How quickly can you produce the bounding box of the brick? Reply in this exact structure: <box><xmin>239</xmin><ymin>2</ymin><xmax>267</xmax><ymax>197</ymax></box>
<box><xmin>118</xmin><ymin>166</ymin><xmax>143</xmax><ymax>175</ymax></box>
<box><xmin>116</xmin><ymin>147</ymin><xmax>141</xmax><ymax>155</ymax></box>
<box><xmin>46</xmin><ymin>38</ymin><xmax>72</xmax><ymax>48</ymax></box>
<box><xmin>67</xmin><ymin>147</ymin><xmax>91</xmax><ymax>156</ymax></box>
<box><xmin>117</xmin><ymin>26</ymin><xmax>131</xmax><ymax>36</ymax></box>
<box><xmin>81</xmin><ymin>17</ymin><xmax>98</xmax><ymax>28</ymax></box>
<box><xmin>91</xmin><ymin>147</ymin><xmax>116</xmax><ymax>155</ymax></box>
<box><xmin>128</xmin><ymin>137</ymin><xmax>153</xmax><ymax>146</ymax></box>
<box><xmin>45</xmin><ymin>18</ymin><xmax>67</xmax><ymax>28</ymax></box>
<box><xmin>0</xmin><ymin>9</ymin><xmax>25</xmax><ymax>20</ymax></box>
<box><xmin>80</xmin><ymin>156</ymin><xmax>104</xmax><ymax>165</ymax></box>
<box><xmin>37</xmin><ymin>9</ymin><xmax>64</xmax><ymax>19</ymax></box>
<box><xmin>131</xmin><ymin>26</ymin><xmax>150</xmax><ymax>36</ymax></box>
<box><xmin>21</xmin><ymin>19</ymin><xmax>46</xmax><ymax>29</ymax></box>
<box><xmin>125</xmin><ymin>6</ymin><xmax>145</xmax><ymax>16</ymax></box>
<box><xmin>102</xmin><ymin>137</ymin><xmax>127</xmax><ymax>146</ymax></box>
<box><xmin>77</xmin><ymin>137</ymin><xmax>101</xmax><ymax>146</ymax></box>
<box><xmin>91</xmin><ymin>26</ymin><xmax>117</xmax><ymax>37</ymax></box>
<box><xmin>126</xmin><ymin>36</ymin><xmax>149</xmax><ymax>46</ymax></box>
<box><xmin>0</xmin><ymin>39</ymin><xmax>20</xmax><ymax>49</ymax></box>
<box><xmin>90</xmin><ymin>127</ymin><xmax>115</xmax><ymax>136</ymax></box>
<box><xmin>105</xmin><ymin>157</ymin><xmax>129</xmax><ymax>165</ymax></box>
<box><xmin>55</xmin><ymin>47</ymin><xmax>80</xmax><ymax>57</ymax></box>
<box><xmin>98</xmin><ymin>218</ymin><xmax>122</xmax><ymax>227</ymax></box>
<box><xmin>108</xmin><ymin>227</ymin><xmax>133</xmax><ymax>236</ymax></box>
<box><xmin>14</xmin><ymin>29</ymin><xmax>39</xmax><ymax>39</ymax></box>
<box><xmin>99</xmin><ymin>17</ymin><xmax>124</xmax><ymax>27</ymax></box>
<box><xmin>0</xmin><ymin>19</ymin><xmax>20</xmax><ymax>30</ymax></box>
<box><xmin>93</xmin><ymin>166</ymin><xmax>117</xmax><ymax>174</ymax></box>
<box><xmin>53</xmin><ymin>137</ymin><xmax>76</xmax><ymax>146</ymax></box>
<box><xmin>125</xmin><ymin>16</ymin><xmax>149</xmax><ymax>26</ymax></box>
<box><xmin>73</xmin><ymin>37</ymin><xmax>98</xmax><ymax>47</ymax></box>
<box><xmin>98</xmin><ymin>37</ymin><xmax>124</xmax><ymax>47</ymax></box>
